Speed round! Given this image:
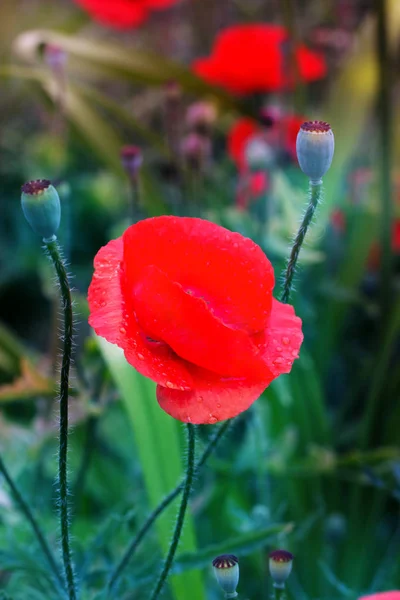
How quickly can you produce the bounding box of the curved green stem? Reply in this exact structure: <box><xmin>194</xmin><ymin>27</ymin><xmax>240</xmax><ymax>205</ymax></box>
<box><xmin>45</xmin><ymin>238</ymin><xmax>77</xmax><ymax>600</ymax></box>
<box><xmin>281</xmin><ymin>181</ymin><xmax>322</xmax><ymax>304</ymax></box>
<box><xmin>150</xmin><ymin>423</ymin><xmax>196</xmax><ymax>600</ymax></box>
<box><xmin>274</xmin><ymin>586</ymin><xmax>287</xmax><ymax>600</ymax></box>
<box><xmin>108</xmin><ymin>419</ymin><xmax>231</xmax><ymax>592</ymax></box>
<box><xmin>0</xmin><ymin>454</ymin><xmax>63</xmax><ymax>589</ymax></box>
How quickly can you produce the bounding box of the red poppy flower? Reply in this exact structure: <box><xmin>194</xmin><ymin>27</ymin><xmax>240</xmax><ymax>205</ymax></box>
<box><xmin>359</xmin><ymin>593</ymin><xmax>400</xmax><ymax>600</ymax></box>
<box><xmin>88</xmin><ymin>217</ymin><xmax>303</xmax><ymax>423</ymax></box>
<box><xmin>73</xmin><ymin>0</ymin><xmax>178</xmax><ymax>29</ymax></box>
<box><xmin>228</xmin><ymin>114</ymin><xmax>306</xmax><ymax>170</ymax></box>
<box><xmin>193</xmin><ymin>24</ymin><xmax>326</xmax><ymax>95</ymax></box>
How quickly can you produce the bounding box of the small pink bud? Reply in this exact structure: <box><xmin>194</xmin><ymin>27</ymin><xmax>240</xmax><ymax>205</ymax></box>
<box><xmin>44</xmin><ymin>44</ymin><xmax>68</xmax><ymax>70</ymax></box>
<box><xmin>186</xmin><ymin>101</ymin><xmax>217</xmax><ymax>133</ymax></box>
<box><xmin>120</xmin><ymin>145</ymin><xmax>143</xmax><ymax>179</ymax></box>
<box><xmin>180</xmin><ymin>133</ymin><xmax>211</xmax><ymax>171</ymax></box>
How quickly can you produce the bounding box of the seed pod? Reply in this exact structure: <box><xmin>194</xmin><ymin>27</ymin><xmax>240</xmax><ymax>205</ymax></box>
<box><xmin>212</xmin><ymin>554</ymin><xmax>239</xmax><ymax>598</ymax></box>
<box><xmin>21</xmin><ymin>179</ymin><xmax>61</xmax><ymax>241</ymax></box>
<box><xmin>296</xmin><ymin>121</ymin><xmax>334</xmax><ymax>183</ymax></box>
<box><xmin>269</xmin><ymin>549</ymin><xmax>294</xmax><ymax>588</ymax></box>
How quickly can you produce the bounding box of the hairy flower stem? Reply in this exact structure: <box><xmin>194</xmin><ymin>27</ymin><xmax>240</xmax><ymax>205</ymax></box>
<box><xmin>150</xmin><ymin>423</ymin><xmax>196</xmax><ymax>600</ymax></box>
<box><xmin>45</xmin><ymin>238</ymin><xmax>77</xmax><ymax>600</ymax></box>
<box><xmin>108</xmin><ymin>419</ymin><xmax>231</xmax><ymax>592</ymax></box>
<box><xmin>274</xmin><ymin>587</ymin><xmax>286</xmax><ymax>600</ymax></box>
<box><xmin>0</xmin><ymin>454</ymin><xmax>64</xmax><ymax>589</ymax></box>
<box><xmin>281</xmin><ymin>181</ymin><xmax>322</xmax><ymax>304</ymax></box>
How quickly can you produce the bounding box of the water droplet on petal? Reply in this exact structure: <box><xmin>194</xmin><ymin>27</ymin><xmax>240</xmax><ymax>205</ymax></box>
<box><xmin>137</xmin><ymin>353</ymin><xmax>144</xmax><ymax>360</ymax></box>
<box><xmin>273</xmin><ymin>357</ymin><xmax>283</xmax><ymax>366</ymax></box>
<box><xmin>291</xmin><ymin>350</ymin><xmax>298</xmax><ymax>358</ymax></box>
<box><xmin>166</xmin><ymin>381</ymin><xmax>175</xmax><ymax>388</ymax></box>
<box><xmin>100</xmin><ymin>301</ymin><xmax>106</xmax><ymax>308</ymax></box>
<box><xmin>216</xmin><ymin>403</ymin><xmax>221</xmax><ymax>408</ymax></box>
<box><xmin>276</xmin><ymin>346</ymin><xmax>282</xmax><ymax>352</ymax></box>
<box><xmin>208</xmin><ymin>414</ymin><xmax>218</xmax><ymax>424</ymax></box>
<box><xmin>282</xmin><ymin>337</ymin><xmax>290</xmax><ymax>345</ymax></box>
<box><xmin>186</xmin><ymin>415</ymin><xmax>192</xmax><ymax>423</ymax></box>
<box><xmin>197</xmin><ymin>396</ymin><xmax>204</xmax><ymax>403</ymax></box>
<box><xmin>119</xmin><ymin>326</ymin><xmax>126</xmax><ymax>334</ymax></box>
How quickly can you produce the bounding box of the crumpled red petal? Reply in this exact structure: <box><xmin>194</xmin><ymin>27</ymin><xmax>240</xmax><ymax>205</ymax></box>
<box><xmin>255</xmin><ymin>299</ymin><xmax>303</xmax><ymax>378</ymax></box>
<box><xmin>132</xmin><ymin>264</ymin><xmax>273</xmax><ymax>379</ymax></box>
<box><xmin>156</xmin><ymin>297</ymin><xmax>303</xmax><ymax>423</ymax></box>
<box><xmin>156</xmin><ymin>373</ymin><xmax>269</xmax><ymax>424</ymax></box>
<box><xmin>88</xmin><ymin>237</ymin><xmax>193</xmax><ymax>390</ymax></box>
<box><xmin>123</xmin><ymin>216</ymin><xmax>274</xmax><ymax>334</ymax></box>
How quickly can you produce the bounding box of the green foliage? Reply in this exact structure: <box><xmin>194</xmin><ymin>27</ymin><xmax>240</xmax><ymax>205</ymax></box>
<box><xmin>0</xmin><ymin>0</ymin><xmax>400</xmax><ymax>598</ymax></box>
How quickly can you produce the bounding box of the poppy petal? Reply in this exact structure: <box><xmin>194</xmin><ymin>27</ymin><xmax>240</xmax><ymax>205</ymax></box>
<box><xmin>123</xmin><ymin>216</ymin><xmax>274</xmax><ymax>334</ymax></box>
<box><xmin>156</xmin><ymin>369</ymin><xmax>270</xmax><ymax>424</ymax></box>
<box><xmin>256</xmin><ymin>299</ymin><xmax>303</xmax><ymax>377</ymax></box>
<box><xmin>132</xmin><ymin>264</ymin><xmax>274</xmax><ymax>379</ymax></box>
<box><xmin>88</xmin><ymin>237</ymin><xmax>193</xmax><ymax>390</ymax></box>
<box><xmin>156</xmin><ymin>299</ymin><xmax>303</xmax><ymax>424</ymax></box>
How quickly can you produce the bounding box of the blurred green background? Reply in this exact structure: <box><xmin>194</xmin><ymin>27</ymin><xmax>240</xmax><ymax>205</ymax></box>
<box><xmin>0</xmin><ymin>0</ymin><xmax>400</xmax><ymax>598</ymax></box>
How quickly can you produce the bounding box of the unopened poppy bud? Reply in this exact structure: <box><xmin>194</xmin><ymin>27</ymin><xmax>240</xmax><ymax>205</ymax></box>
<box><xmin>245</xmin><ymin>136</ymin><xmax>274</xmax><ymax>171</ymax></box>
<box><xmin>296</xmin><ymin>121</ymin><xmax>334</xmax><ymax>184</ymax></box>
<box><xmin>120</xmin><ymin>145</ymin><xmax>143</xmax><ymax>179</ymax></box>
<box><xmin>269</xmin><ymin>550</ymin><xmax>293</xmax><ymax>588</ymax></box>
<box><xmin>212</xmin><ymin>554</ymin><xmax>239</xmax><ymax>598</ymax></box>
<box><xmin>21</xmin><ymin>179</ymin><xmax>61</xmax><ymax>241</ymax></box>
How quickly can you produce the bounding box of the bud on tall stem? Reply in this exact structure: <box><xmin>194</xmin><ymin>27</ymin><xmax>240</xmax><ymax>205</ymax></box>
<box><xmin>281</xmin><ymin>121</ymin><xmax>334</xmax><ymax>304</ymax></box>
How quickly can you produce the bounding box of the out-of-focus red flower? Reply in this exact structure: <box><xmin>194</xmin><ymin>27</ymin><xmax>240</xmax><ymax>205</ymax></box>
<box><xmin>367</xmin><ymin>219</ymin><xmax>400</xmax><ymax>271</ymax></box>
<box><xmin>88</xmin><ymin>217</ymin><xmax>303</xmax><ymax>423</ymax></box>
<box><xmin>330</xmin><ymin>208</ymin><xmax>346</xmax><ymax>234</ymax></box>
<box><xmin>236</xmin><ymin>171</ymin><xmax>270</xmax><ymax>210</ymax></box>
<box><xmin>193</xmin><ymin>24</ymin><xmax>327</xmax><ymax>95</ymax></box>
<box><xmin>359</xmin><ymin>593</ymin><xmax>400</xmax><ymax>600</ymax></box>
<box><xmin>228</xmin><ymin>119</ymin><xmax>259</xmax><ymax>171</ymax></box>
<box><xmin>73</xmin><ymin>0</ymin><xmax>178</xmax><ymax>29</ymax></box>
<box><xmin>228</xmin><ymin>114</ymin><xmax>306</xmax><ymax>170</ymax></box>
<box><xmin>393</xmin><ymin>220</ymin><xmax>400</xmax><ymax>253</ymax></box>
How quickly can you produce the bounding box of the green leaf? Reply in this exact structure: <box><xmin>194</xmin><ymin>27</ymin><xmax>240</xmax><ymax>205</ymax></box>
<box><xmin>98</xmin><ymin>339</ymin><xmax>206</xmax><ymax>600</ymax></box>
<box><xmin>13</xmin><ymin>29</ymin><xmax>238</xmax><ymax>108</ymax></box>
<box><xmin>172</xmin><ymin>522</ymin><xmax>294</xmax><ymax>573</ymax></box>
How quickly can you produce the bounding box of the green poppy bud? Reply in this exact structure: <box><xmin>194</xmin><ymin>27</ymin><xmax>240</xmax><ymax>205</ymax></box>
<box><xmin>212</xmin><ymin>554</ymin><xmax>239</xmax><ymax>598</ymax></box>
<box><xmin>21</xmin><ymin>179</ymin><xmax>61</xmax><ymax>241</ymax></box>
<box><xmin>296</xmin><ymin>121</ymin><xmax>334</xmax><ymax>184</ymax></box>
<box><xmin>269</xmin><ymin>549</ymin><xmax>293</xmax><ymax>588</ymax></box>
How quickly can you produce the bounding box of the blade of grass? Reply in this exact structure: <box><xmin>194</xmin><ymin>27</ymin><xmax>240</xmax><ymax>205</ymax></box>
<box><xmin>98</xmin><ymin>339</ymin><xmax>205</xmax><ymax>600</ymax></box>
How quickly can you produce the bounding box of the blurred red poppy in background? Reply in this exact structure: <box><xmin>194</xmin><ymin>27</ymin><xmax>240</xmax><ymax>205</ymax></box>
<box><xmin>88</xmin><ymin>217</ymin><xmax>303</xmax><ymax>423</ymax></box>
<box><xmin>73</xmin><ymin>0</ymin><xmax>178</xmax><ymax>29</ymax></box>
<box><xmin>228</xmin><ymin>114</ymin><xmax>306</xmax><ymax>170</ymax></box>
<box><xmin>193</xmin><ymin>24</ymin><xmax>327</xmax><ymax>95</ymax></box>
